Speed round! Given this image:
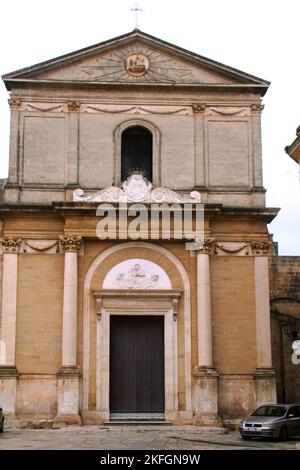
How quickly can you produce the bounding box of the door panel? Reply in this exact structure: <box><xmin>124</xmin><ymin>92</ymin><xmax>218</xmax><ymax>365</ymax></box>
<box><xmin>110</xmin><ymin>316</ymin><xmax>165</xmax><ymax>413</ymax></box>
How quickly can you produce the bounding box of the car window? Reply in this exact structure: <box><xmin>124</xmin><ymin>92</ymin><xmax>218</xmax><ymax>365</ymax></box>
<box><xmin>288</xmin><ymin>406</ymin><xmax>297</xmax><ymax>416</ymax></box>
<box><xmin>290</xmin><ymin>406</ymin><xmax>300</xmax><ymax>417</ymax></box>
<box><xmin>252</xmin><ymin>405</ymin><xmax>287</xmax><ymax>417</ymax></box>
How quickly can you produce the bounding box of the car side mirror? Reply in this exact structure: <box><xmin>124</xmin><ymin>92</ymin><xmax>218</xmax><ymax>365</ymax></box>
<box><xmin>288</xmin><ymin>413</ymin><xmax>295</xmax><ymax>418</ymax></box>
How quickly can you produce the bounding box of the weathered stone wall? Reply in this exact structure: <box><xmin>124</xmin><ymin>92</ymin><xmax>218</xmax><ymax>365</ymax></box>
<box><xmin>270</xmin><ymin>256</ymin><xmax>300</xmax><ymax>403</ymax></box>
<box><xmin>4</xmin><ymin>88</ymin><xmax>264</xmax><ymax>208</ymax></box>
<box><xmin>211</xmin><ymin>256</ymin><xmax>257</xmax><ymax>419</ymax></box>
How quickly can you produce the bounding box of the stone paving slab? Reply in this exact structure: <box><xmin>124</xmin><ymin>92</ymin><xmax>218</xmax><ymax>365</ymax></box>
<box><xmin>0</xmin><ymin>426</ymin><xmax>300</xmax><ymax>450</ymax></box>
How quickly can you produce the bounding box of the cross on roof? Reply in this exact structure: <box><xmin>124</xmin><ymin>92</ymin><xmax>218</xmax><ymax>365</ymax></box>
<box><xmin>130</xmin><ymin>2</ymin><xmax>144</xmax><ymax>30</ymax></box>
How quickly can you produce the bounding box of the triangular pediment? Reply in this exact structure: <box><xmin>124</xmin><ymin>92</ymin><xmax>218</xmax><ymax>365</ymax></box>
<box><xmin>2</xmin><ymin>30</ymin><xmax>269</xmax><ymax>92</ymax></box>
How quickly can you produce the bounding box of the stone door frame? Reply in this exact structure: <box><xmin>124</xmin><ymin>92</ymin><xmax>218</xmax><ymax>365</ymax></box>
<box><xmin>93</xmin><ymin>289</ymin><xmax>181</xmax><ymax>421</ymax></box>
<box><xmin>82</xmin><ymin>241</ymin><xmax>193</xmax><ymax>423</ymax></box>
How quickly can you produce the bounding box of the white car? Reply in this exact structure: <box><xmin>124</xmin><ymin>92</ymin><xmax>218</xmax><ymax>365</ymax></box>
<box><xmin>239</xmin><ymin>404</ymin><xmax>300</xmax><ymax>441</ymax></box>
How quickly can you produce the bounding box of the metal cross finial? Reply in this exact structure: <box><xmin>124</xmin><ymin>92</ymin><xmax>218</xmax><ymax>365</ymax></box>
<box><xmin>130</xmin><ymin>2</ymin><xmax>143</xmax><ymax>30</ymax></box>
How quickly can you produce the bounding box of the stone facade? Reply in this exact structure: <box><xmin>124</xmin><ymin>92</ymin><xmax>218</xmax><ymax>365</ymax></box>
<box><xmin>0</xmin><ymin>30</ymin><xmax>279</xmax><ymax>428</ymax></box>
<box><xmin>285</xmin><ymin>124</ymin><xmax>300</xmax><ymax>180</ymax></box>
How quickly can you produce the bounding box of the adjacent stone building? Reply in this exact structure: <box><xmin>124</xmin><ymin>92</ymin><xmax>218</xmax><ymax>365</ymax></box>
<box><xmin>285</xmin><ymin>124</ymin><xmax>300</xmax><ymax>180</ymax></box>
<box><xmin>0</xmin><ymin>30</ymin><xmax>279</xmax><ymax>428</ymax></box>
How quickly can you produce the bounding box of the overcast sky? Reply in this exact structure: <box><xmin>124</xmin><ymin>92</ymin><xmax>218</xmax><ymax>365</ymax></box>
<box><xmin>0</xmin><ymin>0</ymin><xmax>299</xmax><ymax>254</ymax></box>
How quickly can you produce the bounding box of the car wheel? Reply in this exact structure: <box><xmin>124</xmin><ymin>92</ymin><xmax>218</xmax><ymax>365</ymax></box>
<box><xmin>278</xmin><ymin>426</ymin><xmax>288</xmax><ymax>441</ymax></box>
<box><xmin>0</xmin><ymin>425</ymin><xmax>3</xmax><ymax>433</ymax></box>
<box><xmin>242</xmin><ymin>436</ymin><xmax>251</xmax><ymax>440</ymax></box>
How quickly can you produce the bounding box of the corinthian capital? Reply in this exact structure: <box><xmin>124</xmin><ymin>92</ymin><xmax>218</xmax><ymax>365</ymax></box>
<box><xmin>251</xmin><ymin>104</ymin><xmax>264</xmax><ymax>115</ymax></box>
<box><xmin>250</xmin><ymin>240</ymin><xmax>272</xmax><ymax>256</ymax></box>
<box><xmin>8</xmin><ymin>98</ymin><xmax>22</xmax><ymax>110</ymax></box>
<box><xmin>58</xmin><ymin>235</ymin><xmax>82</xmax><ymax>253</ymax></box>
<box><xmin>0</xmin><ymin>237</ymin><xmax>22</xmax><ymax>253</ymax></box>
<box><xmin>196</xmin><ymin>237</ymin><xmax>216</xmax><ymax>255</ymax></box>
<box><xmin>67</xmin><ymin>101</ymin><xmax>80</xmax><ymax>112</ymax></box>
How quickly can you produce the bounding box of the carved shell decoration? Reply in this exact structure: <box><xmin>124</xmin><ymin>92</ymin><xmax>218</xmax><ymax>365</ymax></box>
<box><xmin>73</xmin><ymin>174</ymin><xmax>201</xmax><ymax>203</ymax></box>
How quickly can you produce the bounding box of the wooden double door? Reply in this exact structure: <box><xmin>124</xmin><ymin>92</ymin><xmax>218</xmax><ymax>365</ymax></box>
<box><xmin>110</xmin><ymin>316</ymin><xmax>165</xmax><ymax>413</ymax></box>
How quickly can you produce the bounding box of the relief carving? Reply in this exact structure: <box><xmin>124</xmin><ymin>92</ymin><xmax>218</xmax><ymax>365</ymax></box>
<box><xmin>113</xmin><ymin>263</ymin><xmax>160</xmax><ymax>289</ymax></box>
<box><xmin>58</xmin><ymin>235</ymin><xmax>82</xmax><ymax>252</ymax></box>
<box><xmin>25</xmin><ymin>103</ymin><xmax>65</xmax><ymax>112</ymax></box>
<box><xmin>74</xmin><ymin>174</ymin><xmax>201</xmax><ymax>203</ymax></box>
<box><xmin>81</xmin><ymin>44</ymin><xmax>192</xmax><ymax>83</ymax></box>
<box><xmin>67</xmin><ymin>101</ymin><xmax>81</xmax><ymax>112</ymax></box>
<box><xmin>8</xmin><ymin>98</ymin><xmax>22</xmax><ymax>110</ymax></box>
<box><xmin>207</xmin><ymin>107</ymin><xmax>248</xmax><ymax>116</ymax></box>
<box><xmin>251</xmin><ymin>104</ymin><xmax>264</xmax><ymax>115</ymax></box>
<box><xmin>250</xmin><ymin>240</ymin><xmax>272</xmax><ymax>255</ymax></box>
<box><xmin>0</xmin><ymin>238</ymin><xmax>22</xmax><ymax>253</ymax></box>
<box><xmin>192</xmin><ymin>104</ymin><xmax>206</xmax><ymax>115</ymax></box>
<box><xmin>85</xmin><ymin>104</ymin><xmax>190</xmax><ymax>115</ymax></box>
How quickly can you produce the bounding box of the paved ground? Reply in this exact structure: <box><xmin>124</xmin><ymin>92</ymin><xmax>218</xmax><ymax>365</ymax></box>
<box><xmin>0</xmin><ymin>425</ymin><xmax>300</xmax><ymax>450</ymax></box>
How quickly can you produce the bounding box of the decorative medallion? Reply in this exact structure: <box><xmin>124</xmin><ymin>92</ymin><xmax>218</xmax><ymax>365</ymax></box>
<box><xmin>125</xmin><ymin>53</ymin><xmax>150</xmax><ymax>76</ymax></box>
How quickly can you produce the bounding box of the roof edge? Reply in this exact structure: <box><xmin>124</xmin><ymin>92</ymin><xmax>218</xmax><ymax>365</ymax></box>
<box><xmin>2</xmin><ymin>29</ymin><xmax>270</xmax><ymax>88</ymax></box>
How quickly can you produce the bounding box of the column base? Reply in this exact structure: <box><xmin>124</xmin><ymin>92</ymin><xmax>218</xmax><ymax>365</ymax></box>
<box><xmin>253</xmin><ymin>367</ymin><xmax>277</xmax><ymax>406</ymax></box>
<box><xmin>192</xmin><ymin>413</ymin><xmax>223</xmax><ymax>427</ymax></box>
<box><xmin>56</xmin><ymin>367</ymin><xmax>81</xmax><ymax>427</ymax></box>
<box><xmin>193</xmin><ymin>366</ymin><xmax>222</xmax><ymax>427</ymax></box>
<box><xmin>0</xmin><ymin>366</ymin><xmax>18</xmax><ymax>415</ymax></box>
<box><xmin>53</xmin><ymin>414</ymin><xmax>81</xmax><ymax>429</ymax></box>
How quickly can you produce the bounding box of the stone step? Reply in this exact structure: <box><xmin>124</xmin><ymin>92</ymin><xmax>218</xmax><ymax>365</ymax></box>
<box><xmin>104</xmin><ymin>420</ymin><xmax>171</xmax><ymax>426</ymax></box>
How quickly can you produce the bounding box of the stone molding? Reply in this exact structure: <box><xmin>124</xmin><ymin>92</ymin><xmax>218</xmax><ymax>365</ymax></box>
<box><xmin>58</xmin><ymin>235</ymin><xmax>82</xmax><ymax>253</ymax></box>
<box><xmin>0</xmin><ymin>237</ymin><xmax>22</xmax><ymax>253</ymax></box>
<box><xmin>253</xmin><ymin>367</ymin><xmax>276</xmax><ymax>379</ymax></box>
<box><xmin>193</xmin><ymin>366</ymin><xmax>219</xmax><ymax>379</ymax></box>
<box><xmin>0</xmin><ymin>366</ymin><xmax>19</xmax><ymax>377</ymax></box>
<box><xmin>57</xmin><ymin>366</ymin><xmax>81</xmax><ymax>378</ymax></box>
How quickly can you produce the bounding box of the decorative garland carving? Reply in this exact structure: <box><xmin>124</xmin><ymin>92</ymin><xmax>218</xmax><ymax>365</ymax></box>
<box><xmin>23</xmin><ymin>240</ymin><xmax>60</xmax><ymax>253</ymax></box>
<box><xmin>25</xmin><ymin>103</ymin><xmax>65</xmax><ymax>112</ymax></box>
<box><xmin>0</xmin><ymin>238</ymin><xmax>22</xmax><ymax>253</ymax></box>
<box><xmin>85</xmin><ymin>105</ymin><xmax>189</xmax><ymax>115</ymax></box>
<box><xmin>208</xmin><ymin>107</ymin><xmax>247</xmax><ymax>116</ymax></box>
<box><xmin>215</xmin><ymin>243</ymin><xmax>250</xmax><ymax>255</ymax></box>
<box><xmin>58</xmin><ymin>235</ymin><xmax>82</xmax><ymax>252</ymax></box>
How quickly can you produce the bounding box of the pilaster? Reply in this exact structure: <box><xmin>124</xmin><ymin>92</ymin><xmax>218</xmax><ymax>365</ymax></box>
<box><xmin>54</xmin><ymin>235</ymin><xmax>82</xmax><ymax>427</ymax></box>
<box><xmin>193</xmin><ymin>237</ymin><xmax>222</xmax><ymax>426</ymax></box>
<box><xmin>0</xmin><ymin>238</ymin><xmax>21</xmax><ymax>418</ymax></box>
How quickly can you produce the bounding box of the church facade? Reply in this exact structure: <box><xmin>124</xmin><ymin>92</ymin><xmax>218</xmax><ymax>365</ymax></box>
<box><xmin>0</xmin><ymin>30</ymin><xmax>278</xmax><ymax>428</ymax></box>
